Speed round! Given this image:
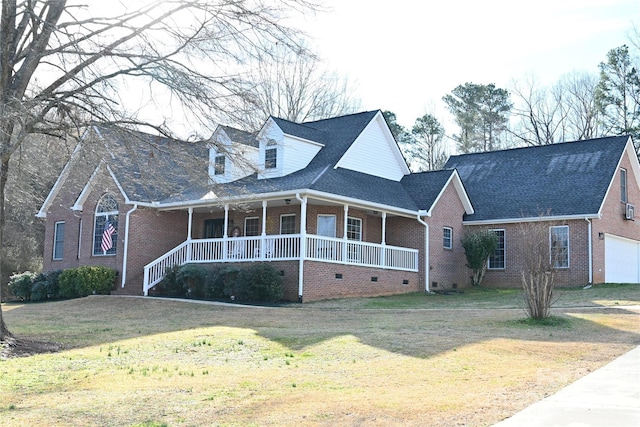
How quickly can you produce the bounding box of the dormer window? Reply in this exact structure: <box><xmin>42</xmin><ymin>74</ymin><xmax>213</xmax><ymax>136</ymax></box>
<box><xmin>265</xmin><ymin>139</ymin><xmax>277</xmax><ymax>169</ymax></box>
<box><xmin>214</xmin><ymin>154</ymin><xmax>225</xmax><ymax>175</ymax></box>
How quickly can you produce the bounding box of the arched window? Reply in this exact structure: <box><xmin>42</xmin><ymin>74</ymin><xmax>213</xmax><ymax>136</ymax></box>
<box><xmin>93</xmin><ymin>194</ymin><xmax>119</xmax><ymax>256</ymax></box>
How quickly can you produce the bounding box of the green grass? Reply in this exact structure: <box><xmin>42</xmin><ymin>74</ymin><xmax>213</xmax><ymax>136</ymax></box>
<box><xmin>1</xmin><ymin>286</ymin><xmax>638</xmax><ymax>427</ymax></box>
<box><xmin>307</xmin><ymin>283</ymin><xmax>640</xmax><ymax>310</ymax></box>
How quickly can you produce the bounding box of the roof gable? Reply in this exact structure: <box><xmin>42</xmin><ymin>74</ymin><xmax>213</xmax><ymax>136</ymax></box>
<box><xmin>445</xmin><ymin>135</ymin><xmax>631</xmax><ymax>222</ymax></box>
<box><xmin>334</xmin><ymin>111</ymin><xmax>410</xmax><ymax>181</ymax></box>
<box><xmin>401</xmin><ymin>169</ymin><xmax>473</xmax><ymax>215</ymax></box>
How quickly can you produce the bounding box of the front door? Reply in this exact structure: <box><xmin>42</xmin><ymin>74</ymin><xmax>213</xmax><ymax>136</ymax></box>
<box><xmin>204</xmin><ymin>219</ymin><xmax>224</xmax><ymax>238</ymax></box>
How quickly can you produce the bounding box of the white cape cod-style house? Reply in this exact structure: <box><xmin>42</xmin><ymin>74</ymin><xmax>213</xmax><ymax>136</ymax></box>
<box><xmin>38</xmin><ymin>111</ymin><xmax>640</xmax><ymax>301</ymax></box>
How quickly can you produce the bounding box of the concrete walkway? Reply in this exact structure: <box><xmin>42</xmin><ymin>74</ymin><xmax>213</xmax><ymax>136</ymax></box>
<box><xmin>494</xmin><ymin>345</ymin><xmax>640</xmax><ymax>427</ymax></box>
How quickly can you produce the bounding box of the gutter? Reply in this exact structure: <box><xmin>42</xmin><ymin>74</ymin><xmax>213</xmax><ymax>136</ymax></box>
<box><xmin>416</xmin><ymin>210</ymin><xmax>431</xmax><ymax>293</ymax></box>
<box><xmin>585</xmin><ymin>217</ymin><xmax>593</xmax><ymax>284</ymax></box>
<box><xmin>121</xmin><ymin>203</ymin><xmax>138</xmax><ymax>288</ymax></box>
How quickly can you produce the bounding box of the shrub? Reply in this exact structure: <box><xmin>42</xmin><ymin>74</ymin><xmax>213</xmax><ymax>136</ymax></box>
<box><xmin>31</xmin><ymin>270</ymin><xmax>63</xmax><ymax>301</ymax></box>
<box><xmin>155</xmin><ymin>265</ymin><xmax>186</xmax><ymax>297</ymax></box>
<box><xmin>216</xmin><ymin>266</ymin><xmax>243</xmax><ymax>300</ymax></box>
<box><xmin>240</xmin><ymin>263</ymin><xmax>284</xmax><ymax>302</ymax></box>
<box><xmin>202</xmin><ymin>268</ymin><xmax>221</xmax><ymax>299</ymax></box>
<box><xmin>177</xmin><ymin>264</ymin><xmax>207</xmax><ymax>298</ymax></box>
<box><xmin>59</xmin><ymin>266</ymin><xmax>116</xmax><ymax>298</ymax></box>
<box><xmin>461</xmin><ymin>230</ymin><xmax>498</xmax><ymax>287</ymax></box>
<box><xmin>59</xmin><ymin>268</ymin><xmax>83</xmax><ymax>298</ymax></box>
<box><xmin>8</xmin><ymin>271</ymin><xmax>37</xmax><ymax>301</ymax></box>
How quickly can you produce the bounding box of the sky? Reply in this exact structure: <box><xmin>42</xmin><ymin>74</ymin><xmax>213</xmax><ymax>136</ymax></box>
<box><xmin>295</xmin><ymin>0</ymin><xmax>640</xmax><ymax>130</ymax></box>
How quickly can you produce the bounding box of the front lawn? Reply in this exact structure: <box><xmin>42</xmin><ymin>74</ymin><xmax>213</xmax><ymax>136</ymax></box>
<box><xmin>1</xmin><ymin>285</ymin><xmax>639</xmax><ymax>426</ymax></box>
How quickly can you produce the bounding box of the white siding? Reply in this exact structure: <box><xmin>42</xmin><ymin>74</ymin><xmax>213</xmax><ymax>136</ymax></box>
<box><xmin>258</xmin><ymin>121</ymin><xmax>285</xmax><ymax>179</ymax></box>
<box><xmin>209</xmin><ymin>130</ymin><xmax>259</xmax><ymax>184</ymax></box>
<box><xmin>258</xmin><ymin>120</ymin><xmax>322</xmax><ymax>179</ymax></box>
<box><xmin>282</xmin><ymin>136</ymin><xmax>323</xmax><ymax>176</ymax></box>
<box><xmin>334</xmin><ymin>114</ymin><xmax>408</xmax><ymax>181</ymax></box>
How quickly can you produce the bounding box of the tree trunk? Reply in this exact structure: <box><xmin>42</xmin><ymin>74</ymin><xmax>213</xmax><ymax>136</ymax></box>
<box><xmin>0</xmin><ymin>156</ymin><xmax>12</xmax><ymax>341</ymax></box>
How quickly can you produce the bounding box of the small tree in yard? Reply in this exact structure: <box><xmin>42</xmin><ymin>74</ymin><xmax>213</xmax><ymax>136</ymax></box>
<box><xmin>518</xmin><ymin>221</ymin><xmax>559</xmax><ymax>320</ymax></box>
<box><xmin>461</xmin><ymin>230</ymin><xmax>498</xmax><ymax>287</ymax></box>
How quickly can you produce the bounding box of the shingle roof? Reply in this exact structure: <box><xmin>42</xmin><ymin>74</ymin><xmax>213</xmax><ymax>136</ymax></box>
<box><xmin>219</xmin><ymin>125</ymin><xmax>258</xmax><ymax>148</ymax></box>
<box><xmin>444</xmin><ymin>135</ymin><xmax>630</xmax><ymax>221</ymax></box>
<box><xmin>160</xmin><ymin>111</ymin><xmax>432</xmax><ymax>212</ymax></box>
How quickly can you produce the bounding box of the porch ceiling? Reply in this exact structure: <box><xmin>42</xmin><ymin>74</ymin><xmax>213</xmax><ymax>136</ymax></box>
<box><xmin>185</xmin><ymin>197</ymin><xmax>394</xmax><ymax>217</ymax></box>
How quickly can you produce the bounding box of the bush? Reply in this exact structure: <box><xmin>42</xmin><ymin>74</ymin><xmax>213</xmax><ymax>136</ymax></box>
<box><xmin>8</xmin><ymin>271</ymin><xmax>37</xmax><ymax>301</ymax></box>
<box><xmin>31</xmin><ymin>270</ymin><xmax>63</xmax><ymax>301</ymax></box>
<box><xmin>155</xmin><ymin>265</ymin><xmax>185</xmax><ymax>297</ymax></box>
<box><xmin>177</xmin><ymin>264</ymin><xmax>207</xmax><ymax>298</ymax></box>
<box><xmin>203</xmin><ymin>268</ymin><xmax>224</xmax><ymax>299</ymax></box>
<box><xmin>217</xmin><ymin>266</ymin><xmax>243</xmax><ymax>300</ymax></box>
<box><xmin>461</xmin><ymin>230</ymin><xmax>498</xmax><ymax>287</ymax></box>
<box><xmin>59</xmin><ymin>266</ymin><xmax>116</xmax><ymax>298</ymax></box>
<box><xmin>240</xmin><ymin>263</ymin><xmax>284</xmax><ymax>302</ymax></box>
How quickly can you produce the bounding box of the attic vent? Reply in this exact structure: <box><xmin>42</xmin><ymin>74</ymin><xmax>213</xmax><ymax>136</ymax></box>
<box><xmin>625</xmin><ymin>203</ymin><xmax>635</xmax><ymax>220</ymax></box>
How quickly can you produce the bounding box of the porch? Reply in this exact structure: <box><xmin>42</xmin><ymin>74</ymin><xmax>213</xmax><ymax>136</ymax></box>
<box><xmin>143</xmin><ymin>234</ymin><xmax>419</xmax><ymax>295</ymax></box>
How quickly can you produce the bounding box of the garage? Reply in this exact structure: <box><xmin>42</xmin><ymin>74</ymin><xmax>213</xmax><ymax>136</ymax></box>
<box><xmin>605</xmin><ymin>234</ymin><xmax>640</xmax><ymax>283</ymax></box>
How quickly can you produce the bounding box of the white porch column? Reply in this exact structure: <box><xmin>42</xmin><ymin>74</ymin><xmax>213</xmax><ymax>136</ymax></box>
<box><xmin>186</xmin><ymin>207</ymin><xmax>193</xmax><ymax>262</ymax></box>
<box><xmin>261</xmin><ymin>200</ymin><xmax>268</xmax><ymax>260</ymax></box>
<box><xmin>381</xmin><ymin>212</ymin><xmax>387</xmax><ymax>268</ymax></box>
<box><xmin>297</xmin><ymin>194</ymin><xmax>307</xmax><ymax>302</ymax></box>
<box><xmin>223</xmin><ymin>204</ymin><xmax>229</xmax><ymax>261</ymax></box>
<box><xmin>343</xmin><ymin>204</ymin><xmax>349</xmax><ymax>263</ymax></box>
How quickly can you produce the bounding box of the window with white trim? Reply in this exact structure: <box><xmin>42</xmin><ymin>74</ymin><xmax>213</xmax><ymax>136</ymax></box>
<box><xmin>214</xmin><ymin>154</ymin><xmax>226</xmax><ymax>175</ymax></box>
<box><xmin>550</xmin><ymin>225</ymin><xmax>569</xmax><ymax>268</ymax></box>
<box><xmin>244</xmin><ymin>217</ymin><xmax>260</xmax><ymax>236</ymax></box>
<box><xmin>443</xmin><ymin>227</ymin><xmax>452</xmax><ymax>249</ymax></box>
<box><xmin>280</xmin><ymin>214</ymin><xmax>296</xmax><ymax>234</ymax></box>
<box><xmin>265</xmin><ymin>139</ymin><xmax>277</xmax><ymax>169</ymax></box>
<box><xmin>93</xmin><ymin>194</ymin><xmax>119</xmax><ymax>256</ymax></box>
<box><xmin>621</xmin><ymin>168</ymin><xmax>628</xmax><ymax>203</ymax></box>
<box><xmin>488</xmin><ymin>229</ymin><xmax>505</xmax><ymax>269</ymax></box>
<box><xmin>53</xmin><ymin>221</ymin><xmax>65</xmax><ymax>260</ymax></box>
<box><xmin>346</xmin><ymin>217</ymin><xmax>362</xmax><ymax>241</ymax></box>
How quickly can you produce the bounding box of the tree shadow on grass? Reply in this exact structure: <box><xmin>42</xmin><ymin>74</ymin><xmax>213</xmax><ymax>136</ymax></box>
<box><xmin>1</xmin><ymin>296</ymin><xmax>639</xmax><ymax>361</ymax></box>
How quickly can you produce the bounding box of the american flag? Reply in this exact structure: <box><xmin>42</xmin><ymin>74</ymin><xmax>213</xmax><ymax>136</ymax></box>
<box><xmin>101</xmin><ymin>221</ymin><xmax>116</xmax><ymax>253</ymax></box>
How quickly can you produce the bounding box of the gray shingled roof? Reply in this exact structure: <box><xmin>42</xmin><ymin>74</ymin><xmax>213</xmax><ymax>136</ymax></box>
<box><xmin>444</xmin><ymin>135</ymin><xmax>630</xmax><ymax>222</ymax></box>
<box><xmin>219</xmin><ymin>125</ymin><xmax>258</xmax><ymax>148</ymax></box>
<box><xmin>159</xmin><ymin>111</ymin><xmax>437</xmax><ymax>212</ymax></box>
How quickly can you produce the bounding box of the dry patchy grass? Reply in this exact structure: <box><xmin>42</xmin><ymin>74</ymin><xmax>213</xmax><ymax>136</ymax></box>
<box><xmin>1</xmin><ymin>286</ymin><xmax>639</xmax><ymax>427</ymax></box>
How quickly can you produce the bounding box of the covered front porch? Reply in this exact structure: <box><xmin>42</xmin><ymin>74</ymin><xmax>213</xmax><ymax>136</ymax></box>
<box><xmin>142</xmin><ymin>193</ymin><xmax>423</xmax><ymax>297</ymax></box>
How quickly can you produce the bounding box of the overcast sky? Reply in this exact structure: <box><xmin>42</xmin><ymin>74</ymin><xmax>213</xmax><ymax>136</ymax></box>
<box><xmin>297</xmin><ymin>0</ymin><xmax>640</xmax><ymax>130</ymax></box>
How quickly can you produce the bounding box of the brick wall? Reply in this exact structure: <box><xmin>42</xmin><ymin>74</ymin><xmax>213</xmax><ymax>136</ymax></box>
<box><xmin>427</xmin><ymin>180</ymin><xmax>471</xmax><ymax>290</ymax></box>
<box><xmin>467</xmin><ymin>220</ymin><xmax>591</xmax><ymax>288</ymax></box>
<box><xmin>301</xmin><ymin>260</ymin><xmax>420</xmax><ymax>302</ymax></box>
<box><xmin>591</xmin><ymin>150</ymin><xmax>640</xmax><ymax>282</ymax></box>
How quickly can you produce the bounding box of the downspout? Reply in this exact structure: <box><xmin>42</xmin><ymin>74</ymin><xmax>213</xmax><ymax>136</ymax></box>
<box><xmin>585</xmin><ymin>218</ymin><xmax>593</xmax><ymax>284</ymax></box>
<box><xmin>416</xmin><ymin>210</ymin><xmax>430</xmax><ymax>293</ymax></box>
<box><xmin>296</xmin><ymin>193</ymin><xmax>307</xmax><ymax>302</ymax></box>
<box><xmin>121</xmin><ymin>204</ymin><xmax>138</xmax><ymax>288</ymax></box>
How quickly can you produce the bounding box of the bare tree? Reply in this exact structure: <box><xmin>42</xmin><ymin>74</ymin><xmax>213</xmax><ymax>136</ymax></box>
<box><xmin>0</xmin><ymin>0</ymin><xmax>318</xmax><ymax>341</ymax></box>
<box><xmin>511</xmin><ymin>72</ymin><xmax>603</xmax><ymax>146</ymax></box>
<box><xmin>518</xmin><ymin>220</ymin><xmax>559</xmax><ymax>320</ymax></box>
<box><xmin>510</xmin><ymin>76</ymin><xmax>568</xmax><ymax>145</ymax></box>
<box><xmin>223</xmin><ymin>42</ymin><xmax>361</xmax><ymax>130</ymax></box>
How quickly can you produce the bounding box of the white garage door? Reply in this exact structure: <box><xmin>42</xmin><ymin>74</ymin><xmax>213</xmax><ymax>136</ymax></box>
<box><xmin>605</xmin><ymin>235</ymin><xmax>640</xmax><ymax>283</ymax></box>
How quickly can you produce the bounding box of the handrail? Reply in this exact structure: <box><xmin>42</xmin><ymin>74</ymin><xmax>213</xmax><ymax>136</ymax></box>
<box><xmin>142</xmin><ymin>234</ymin><xmax>417</xmax><ymax>295</ymax></box>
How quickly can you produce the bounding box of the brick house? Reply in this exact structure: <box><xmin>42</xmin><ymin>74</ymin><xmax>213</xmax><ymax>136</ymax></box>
<box><xmin>37</xmin><ymin>111</ymin><xmax>640</xmax><ymax>301</ymax></box>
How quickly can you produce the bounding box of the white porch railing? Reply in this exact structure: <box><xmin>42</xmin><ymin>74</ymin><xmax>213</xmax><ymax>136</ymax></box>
<box><xmin>143</xmin><ymin>234</ymin><xmax>418</xmax><ymax>295</ymax></box>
